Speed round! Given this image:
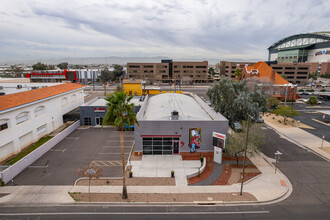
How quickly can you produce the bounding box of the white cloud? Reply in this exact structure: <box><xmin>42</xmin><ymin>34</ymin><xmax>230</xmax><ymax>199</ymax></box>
<box><xmin>0</xmin><ymin>0</ymin><xmax>329</xmax><ymax>62</ymax></box>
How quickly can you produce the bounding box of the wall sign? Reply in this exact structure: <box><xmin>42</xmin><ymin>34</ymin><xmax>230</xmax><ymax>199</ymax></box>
<box><xmin>315</xmin><ymin>49</ymin><xmax>330</xmax><ymax>56</ymax></box>
<box><xmin>212</xmin><ymin>132</ymin><xmax>226</xmax><ymax>149</ymax></box>
<box><xmin>94</xmin><ymin>107</ymin><xmax>105</xmax><ymax>112</ymax></box>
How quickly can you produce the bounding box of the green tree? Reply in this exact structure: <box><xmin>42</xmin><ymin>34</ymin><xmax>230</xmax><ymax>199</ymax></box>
<box><xmin>102</xmin><ymin>92</ymin><xmax>139</xmax><ymax>199</ymax></box>
<box><xmin>234</xmin><ymin>68</ymin><xmax>242</xmax><ymax>80</ymax></box>
<box><xmin>280</xmin><ymin>73</ymin><xmax>287</xmax><ymax>80</ymax></box>
<box><xmin>32</xmin><ymin>62</ymin><xmax>49</xmax><ymax>70</ymax></box>
<box><xmin>226</xmin><ymin>121</ymin><xmax>265</xmax><ymax>166</ymax></box>
<box><xmin>208</xmin><ymin>67</ymin><xmax>215</xmax><ymax>76</ymax></box>
<box><xmin>100</xmin><ymin>68</ymin><xmax>113</xmax><ymax>83</ymax></box>
<box><xmin>267</xmin><ymin>97</ymin><xmax>280</xmax><ymax>109</ymax></box>
<box><xmin>308</xmin><ymin>71</ymin><xmax>318</xmax><ymax>82</ymax></box>
<box><xmin>306</xmin><ymin>96</ymin><xmax>318</xmax><ymax>105</ymax></box>
<box><xmin>48</xmin><ymin>65</ymin><xmax>55</xmax><ymax>70</ymax></box>
<box><xmin>207</xmin><ymin>77</ymin><xmax>267</xmax><ymax>125</ymax></box>
<box><xmin>57</xmin><ymin>62</ymin><xmax>68</xmax><ymax>70</ymax></box>
<box><xmin>113</xmin><ymin>64</ymin><xmax>125</xmax><ymax>79</ymax></box>
<box><xmin>11</xmin><ymin>65</ymin><xmax>24</xmax><ymax>78</ymax></box>
<box><xmin>272</xmin><ymin>105</ymin><xmax>300</xmax><ymax>122</ymax></box>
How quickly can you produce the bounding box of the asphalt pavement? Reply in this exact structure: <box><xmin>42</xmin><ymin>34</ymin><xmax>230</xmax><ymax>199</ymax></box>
<box><xmin>7</xmin><ymin>127</ymin><xmax>134</xmax><ymax>185</ymax></box>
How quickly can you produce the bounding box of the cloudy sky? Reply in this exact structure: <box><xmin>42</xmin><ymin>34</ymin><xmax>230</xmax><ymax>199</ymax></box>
<box><xmin>0</xmin><ymin>0</ymin><xmax>329</xmax><ymax>62</ymax></box>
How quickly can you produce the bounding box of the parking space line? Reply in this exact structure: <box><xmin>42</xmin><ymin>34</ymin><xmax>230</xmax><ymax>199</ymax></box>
<box><xmin>50</xmin><ymin>149</ymin><xmax>66</xmax><ymax>152</ymax></box>
<box><xmin>64</xmin><ymin>137</ymin><xmax>79</xmax><ymax>140</ymax></box>
<box><xmin>90</xmin><ymin>160</ymin><xmax>122</xmax><ymax>167</ymax></box>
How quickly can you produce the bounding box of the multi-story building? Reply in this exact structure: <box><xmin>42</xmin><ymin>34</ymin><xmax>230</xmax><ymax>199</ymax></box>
<box><xmin>219</xmin><ymin>61</ymin><xmax>256</xmax><ymax>79</ymax></box>
<box><xmin>269</xmin><ymin>63</ymin><xmax>310</xmax><ymax>84</ymax></box>
<box><xmin>127</xmin><ymin>60</ymin><xmax>208</xmax><ymax>84</ymax></box>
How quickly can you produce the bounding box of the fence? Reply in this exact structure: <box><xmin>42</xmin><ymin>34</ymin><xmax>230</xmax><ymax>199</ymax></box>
<box><xmin>0</xmin><ymin>120</ymin><xmax>80</xmax><ymax>184</ymax></box>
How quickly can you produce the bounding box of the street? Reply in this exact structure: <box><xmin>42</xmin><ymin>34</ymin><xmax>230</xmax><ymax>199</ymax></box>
<box><xmin>1</xmin><ymin>125</ymin><xmax>330</xmax><ymax>219</ymax></box>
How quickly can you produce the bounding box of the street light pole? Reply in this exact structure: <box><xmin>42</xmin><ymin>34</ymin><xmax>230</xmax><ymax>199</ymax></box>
<box><xmin>274</xmin><ymin>151</ymin><xmax>282</xmax><ymax>174</ymax></box>
<box><xmin>240</xmin><ymin>116</ymin><xmax>251</xmax><ymax>196</ymax></box>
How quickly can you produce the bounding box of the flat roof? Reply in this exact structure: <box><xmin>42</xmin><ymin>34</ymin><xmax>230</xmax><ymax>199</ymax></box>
<box><xmin>86</xmin><ymin>96</ymin><xmax>144</xmax><ymax>107</ymax></box>
<box><xmin>143</xmin><ymin>93</ymin><xmax>211</xmax><ymax>120</ymax></box>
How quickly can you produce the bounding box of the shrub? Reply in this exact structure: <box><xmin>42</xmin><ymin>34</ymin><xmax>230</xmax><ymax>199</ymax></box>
<box><xmin>278</xmin><ymin>120</ymin><xmax>282</xmax><ymax>123</ymax></box>
<box><xmin>320</xmin><ymin>89</ymin><xmax>326</xmax><ymax>92</ymax></box>
<box><xmin>171</xmin><ymin>170</ymin><xmax>175</xmax><ymax>178</ymax></box>
<box><xmin>298</xmin><ymin>89</ymin><xmax>304</xmax><ymax>92</ymax></box>
<box><xmin>306</xmin><ymin>96</ymin><xmax>318</xmax><ymax>105</ymax></box>
<box><xmin>306</xmin><ymin>89</ymin><xmax>315</xmax><ymax>92</ymax></box>
<box><xmin>129</xmin><ymin>171</ymin><xmax>133</xmax><ymax>178</ymax></box>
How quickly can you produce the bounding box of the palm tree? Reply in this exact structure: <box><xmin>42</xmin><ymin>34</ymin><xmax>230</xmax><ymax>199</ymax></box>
<box><xmin>102</xmin><ymin>91</ymin><xmax>139</xmax><ymax>199</ymax></box>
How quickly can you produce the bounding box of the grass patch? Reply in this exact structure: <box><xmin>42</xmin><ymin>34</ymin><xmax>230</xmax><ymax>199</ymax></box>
<box><xmin>4</xmin><ymin>136</ymin><xmax>52</xmax><ymax>166</ymax></box>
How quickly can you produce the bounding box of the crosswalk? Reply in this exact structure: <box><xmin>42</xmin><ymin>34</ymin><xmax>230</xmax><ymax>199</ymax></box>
<box><xmin>90</xmin><ymin>160</ymin><xmax>122</xmax><ymax>167</ymax></box>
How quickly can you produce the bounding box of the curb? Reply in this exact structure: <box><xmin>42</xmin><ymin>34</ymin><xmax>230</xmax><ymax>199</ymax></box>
<box><xmin>264</xmin><ymin>121</ymin><xmax>330</xmax><ymax>163</ymax></box>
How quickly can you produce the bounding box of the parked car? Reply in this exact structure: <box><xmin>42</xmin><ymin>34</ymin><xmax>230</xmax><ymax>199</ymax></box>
<box><xmin>257</xmin><ymin>116</ymin><xmax>264</xmax><ymax>123</ymax></box>
<box><xmin>205</xmin><ymin>101</ymin><xmax>211</xmax><ymax>106</ymax></box>
<box><xmin>232</xmin><ymin>122</ymin><xmax>242</xmax><ymax>132</ymax></box>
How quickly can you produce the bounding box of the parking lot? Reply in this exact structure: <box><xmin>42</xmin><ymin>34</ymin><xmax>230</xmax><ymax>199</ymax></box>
<box><xmin>8</xmin><ymin>127</ymin><xmax>134</xmax><ymax>185</ymax></box>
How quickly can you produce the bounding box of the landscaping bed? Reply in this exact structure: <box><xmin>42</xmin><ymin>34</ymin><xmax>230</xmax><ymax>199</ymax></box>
<box><xmin>2</xmin><ymin>136</ymin><xmax>52</xmax><ymax>166</ymax></box>
<box><xmin>76</xmin><ymin>166</ymin><xmax>175</xmax><ymax>186</ymax></box>
<box><xmin>70</xmin><ymin>192</ymin><xmax>257</xmax><ymax>203</ymax></box>
<box><xmin>187</xmin><ymin>155</ymin><xmax>261</xmax><ymax>186</ymax></box>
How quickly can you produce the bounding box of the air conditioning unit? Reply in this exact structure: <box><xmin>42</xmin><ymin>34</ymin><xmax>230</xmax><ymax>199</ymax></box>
<box><xmin>171</xmin><ymin>110</ymin><xmax>179</xmax><ymax>120</ymax></box>
<box><xmin>17</xmin><ymin>84</ymin><xmax>22</xmax><ymax>89</ymax></box>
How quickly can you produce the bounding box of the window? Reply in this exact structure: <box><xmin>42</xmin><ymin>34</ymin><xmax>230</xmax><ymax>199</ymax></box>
<box><xmin>0</xmin><ymin>121</ymin><xmax>8</xmax><ymax>131</ymax></box>
<box><xmin>129</xmin><ymin>65</ymin><xmax>140</xmax><ymax>68</ymax></box>
<box><xmin>37</xmin><ymin>124</ymin><xmax>47</xmax><ymax>136</ymax></box>
<box><xmin>71</xmin><ymin>94</ymin><xmax>77</xmax><ymax>102</ymax></box>
<box><xmin>84</xmin><ymin>117</ymin><xmax>92</xmax><ymax>125</ymax></box>
<box><xmin>16</xmin><ymin>112</ymin><xmax>29</xmax><ymax>124</ymax></box>
<box><xmin>34</xmin><ymin>106</ymin><xmax>45</xmax><ymax>117</ymax></box>
<box><xmin>61</xmin><ymin>97</ymin><xmax>68</xmax><ymax>107</ymax></box>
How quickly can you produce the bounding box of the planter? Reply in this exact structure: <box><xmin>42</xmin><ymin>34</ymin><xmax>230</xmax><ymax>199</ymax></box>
<box><xmin>129</xmin><ymin>171</ymin><xmax>133</xmax><ymax>178</ymax></box>
<box><xmin>171</xmin><ymin>171</ymin><xmax>175</xmax><ymax>178</ymax></box>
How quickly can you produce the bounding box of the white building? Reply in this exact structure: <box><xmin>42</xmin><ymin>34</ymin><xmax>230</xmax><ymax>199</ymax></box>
<box><xmin>0</xmin><ymin>83</ymin><xmax>85</xmax><ymax>162</ymax></box>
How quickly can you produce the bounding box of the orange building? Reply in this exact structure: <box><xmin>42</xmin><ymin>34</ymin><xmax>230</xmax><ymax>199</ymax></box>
<box><xmin>242</xmin><ymin>62</ymin><xmax>297</xmax><ymax>101</ymax></box>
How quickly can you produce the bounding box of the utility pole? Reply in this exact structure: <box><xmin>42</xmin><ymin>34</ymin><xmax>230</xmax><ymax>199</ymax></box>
<box><xmin>240</xmin><ymin>116</ymin><xmax>250</xmax><ymax>196</ymax></box>
<box><xmin>92</xmin><ymin>69</ymin><xmax>95</xmax><ymax>92</ymax></box>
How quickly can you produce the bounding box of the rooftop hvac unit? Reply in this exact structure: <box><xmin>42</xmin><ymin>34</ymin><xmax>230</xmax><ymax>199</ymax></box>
<box><xmin>17</xmin><ymin>84</ymin><xmax>22</xmax><ymax>89</ymax></box>
<box><xmin>171</xmin><ymin>110</ymin><xmax>179</xmax><ymax>120</ymax></box>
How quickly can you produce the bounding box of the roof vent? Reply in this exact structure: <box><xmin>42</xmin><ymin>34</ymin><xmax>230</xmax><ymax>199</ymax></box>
<box><xmin>171</xmin><ymin>110</ymin><xmax>179</xmax><ymax>120</ymax></box>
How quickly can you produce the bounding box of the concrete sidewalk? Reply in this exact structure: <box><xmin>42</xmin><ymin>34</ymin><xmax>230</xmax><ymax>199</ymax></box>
<box><xmin>264</xmin><ymin>120</ymin><xmax>330</xmax><ymax>161</ymax></box>
<box><xmin>0</xmin><ymin>152</ymin><xmax>291</xmax><ymax>205</ymax></box>
<box><xmin>130</xmin><ymin>155</ymin><xmax>201</xmax><ymax>186</ymax></box>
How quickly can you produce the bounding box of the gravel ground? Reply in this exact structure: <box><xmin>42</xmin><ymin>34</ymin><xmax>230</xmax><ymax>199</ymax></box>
<box><xmin>70</xmin><ymin>192</ymin><xmax>257</xmax><ymax>203</ymax></box>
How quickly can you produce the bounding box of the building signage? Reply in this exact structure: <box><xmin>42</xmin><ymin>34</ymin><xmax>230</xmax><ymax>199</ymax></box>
<box><xmin>214</xmin><ymin>147</ymin><xmax>222</xmax><ymax>164</ymax></box>
<box><xmin>315</xmin><ymin>49</ymin><xmax>330</xmax><ymax>56</ymax></box>
<box><xmin>94</xmin><ymin>107</ymin><xmax>105</xmax><ymax>112</ymax></box>
<box><xmin>212</xmin><ymin>132</ymin><xmax>226</xmax><ymax>149</ymax></box>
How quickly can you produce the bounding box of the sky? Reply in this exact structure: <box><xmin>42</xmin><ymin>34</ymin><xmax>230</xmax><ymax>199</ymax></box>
<box><xmin>0</xmin><ymin>0</ymin><xmax>329</xmax><ymax>62</ymax></box>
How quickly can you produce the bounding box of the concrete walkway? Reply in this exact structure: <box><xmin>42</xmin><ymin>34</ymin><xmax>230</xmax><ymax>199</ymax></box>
<box><xmin>130</xmin><ymin>155</ymin><xmax>201</xmax><ymax>186</ymax></box>
<box><xmin>264</xmin><ymin>120</ymin><xmax>330</xmax><ymax>161</ymax></box>
<box><xmin>192</xmin><ymin>163</ymin><xmax>222</xmax><ymax>185</ymax></box>
<box><xmin>0</xmin><ymin>152</ymin><xmax>291</xmax><ymax>205</ymax></box>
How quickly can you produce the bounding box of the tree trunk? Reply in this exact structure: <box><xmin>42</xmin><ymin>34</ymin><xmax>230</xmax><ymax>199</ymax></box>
<box><xmin>120</xmin><ymin>127</ymin><xmax>128</xmax><ymax>199</ymax></box>
<box><xmin>235</xmin><ymin>153</ymin><xmax>239</xmax><ymax>166</ymax></box>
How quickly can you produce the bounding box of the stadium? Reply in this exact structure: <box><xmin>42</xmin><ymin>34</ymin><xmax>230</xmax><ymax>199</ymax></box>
<box><xmin>268</xmin><ymin>32</ymin><xmax>330</xmax><ymax>64</ymax></box>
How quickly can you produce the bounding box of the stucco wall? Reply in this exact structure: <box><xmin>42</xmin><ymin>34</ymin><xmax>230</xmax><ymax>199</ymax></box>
<box><xmin>0</xmin><ymin>88</ymin><xmax>84</xmax><ymax>162</ymax></box>
<box><xmin>134</xmin><ymin>120</ymin><xmax>228</xmax><ymax>153</ymax></box>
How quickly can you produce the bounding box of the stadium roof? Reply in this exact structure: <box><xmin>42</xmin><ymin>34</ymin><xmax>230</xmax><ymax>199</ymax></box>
<box><xmin>268</xmin><ymin>32</ymin><xmax>330</xmax><ymax>50</ymax></box>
